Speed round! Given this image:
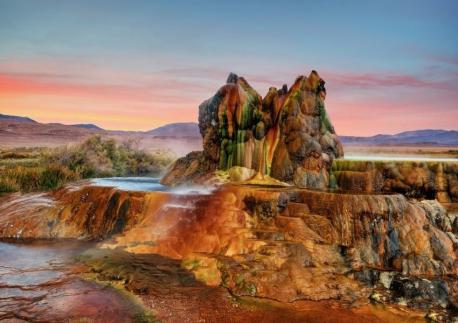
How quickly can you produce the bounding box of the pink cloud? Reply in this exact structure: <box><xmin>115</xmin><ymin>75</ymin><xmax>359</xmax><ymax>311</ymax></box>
<box><xmin>1</xmin><ymin>58</ymin><xmax>456</xmax><ymax>135</ymax></box>
<box><xmin>321</xmin><ymin>71</ymin><xmax>458</xmax><ymax>92</ymax></box>
<box><xmin>326</xmin><ymin>91</ymin><xmax>458</xmax><ymax>136</ymax></box>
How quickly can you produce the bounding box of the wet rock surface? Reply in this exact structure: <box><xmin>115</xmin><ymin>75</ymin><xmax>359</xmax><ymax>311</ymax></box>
<box><xmin>332</xmin><ymin>160</ymin><xmax>458</xmax><ymax>202</ymax></box>
<box><xmin>0</xmin><ymin>240</ymin><xmax>150</xmax><ymax>322</ymax></box>
<box><xmin>0</xmin><ymin>240</ymin><xmax>428</xmax><ymax>323</ymax></box>
<box><xmin>1</xmin><ymin>183</ymin><xmax>457</xmax><ymax>321</ymax></box>
<box><xmin>78</xmin><ymin>247</ymin><xmax>428</xmax><ymax>323</ymax></box>
<box><xmin>161</xmin><ymin>70</ymin><xmax>343</xmax><ymax>188</ymax></box>
<box><xmin>0</xmin><ymin>184</ymin><xmax>170</xmax><ymax>240</ymax></box>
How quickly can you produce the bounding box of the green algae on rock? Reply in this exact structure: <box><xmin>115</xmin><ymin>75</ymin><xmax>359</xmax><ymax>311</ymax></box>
<box><xmin>161</xmin><ymin>70</ymin><xmax>343</xmax><ymax>188</ymax></box>
<box><xmin>1</xmin><ymin>179</ymin><xmax>456</xmax><ymax>319</ymax></box>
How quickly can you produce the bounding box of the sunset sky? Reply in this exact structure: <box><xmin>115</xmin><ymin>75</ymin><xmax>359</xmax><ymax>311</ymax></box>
<box><xmin>0</xmin><ymin>0</ymin><xmax>457</xmax><ymax>135</ymax></box>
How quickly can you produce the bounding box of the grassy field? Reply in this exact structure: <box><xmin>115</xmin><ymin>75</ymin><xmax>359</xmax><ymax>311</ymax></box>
<box><xmin>0</xmin><ymin>136</ymin><xmax>174</xmax><ymax>193</ymax></box>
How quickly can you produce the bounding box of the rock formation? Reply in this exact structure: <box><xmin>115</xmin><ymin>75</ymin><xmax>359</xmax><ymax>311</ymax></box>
<box><xmin>332</xmin><ymin>160</ymin><xmax>458</xmax><ymax>202</ymax></box>
<box><xmin>1</xmin><ymin>69</ymin><xmax>456</xmax><ymax>320</ymax></box>
<box><xmin>161</xmin><ymin>70</ymin><xmax>343</xmax><ymax>189</ymax></box>
<box><xmin>1</xmin><ymin>183</ymin><xmax>456</xmax><ymax>318</ymax></box>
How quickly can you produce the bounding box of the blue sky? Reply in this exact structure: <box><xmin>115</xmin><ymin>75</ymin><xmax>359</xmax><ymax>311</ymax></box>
<box><xmin>0</xmin><ymin>0</ymin><xmax>457</xmax><ymax>134</ymax></box>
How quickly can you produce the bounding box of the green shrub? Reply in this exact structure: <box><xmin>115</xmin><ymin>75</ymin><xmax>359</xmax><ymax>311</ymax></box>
<box><xmin>0</xmin><ymin>135</ymin><xmax>175</xmax><ymax>193</ymax></box>
<box><xmin>38</xmin><ymin>164</ymin><xmax>78</xmax><ymax>190</ymax></box>
<box><xmin>50</xmin><ymin>136</ymin><xmax>174</xmax><ymax>178</ymax></box>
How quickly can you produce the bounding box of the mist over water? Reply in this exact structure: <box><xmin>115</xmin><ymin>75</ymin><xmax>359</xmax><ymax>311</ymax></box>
<box><xmin>90</xmin><ymin>177</ymin><xmax>217</xmax><ymax>195</ymax></box>
<box><xmin>169</xmin><ymin>185</ymin><xmax>216</xmax><ymax>195</ymax></box>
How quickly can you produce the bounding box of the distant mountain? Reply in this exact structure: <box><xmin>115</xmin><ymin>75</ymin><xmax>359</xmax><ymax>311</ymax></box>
<box><xmin>71</xmin><ymin>123</ymin><xmax>104</xmax><ymax>131</ymax></box>
<box><xmin>147</xmin><ymin>124</ymin><xmax>458</xmax><ymax>145</ymax></box>
<box><xmin>2</xmin><ymin>113</ymin><xmax>456</xmax><ymax>146</ymax></box>
<box><xmin>0</xmin><ymin>114</ymin><xmax>36</xmax><ymax>123</ymax></box>
<box><xmin>341</xmin><ymin>129</ymin><xmax>458</xmax><ymax>146</ymax></box>
<box><xmin>147</xmin><ymin>122</ymin><xmax>200</xmax><ymax>138</ymax></box>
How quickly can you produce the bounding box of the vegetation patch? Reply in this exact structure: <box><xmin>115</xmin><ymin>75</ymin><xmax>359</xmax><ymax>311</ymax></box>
<box><xmin>0</xmin><ymin>136</ymin><xmax>174</xmax><ymax>193</ymax></box>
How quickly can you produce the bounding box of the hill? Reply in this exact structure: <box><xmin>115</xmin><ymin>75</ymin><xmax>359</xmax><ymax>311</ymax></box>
<box><xmin>341</xmin><ymin>129</ymin><xmax>458</xmax><ymax>146</ymax></box>
<box><xmin>71</xmin><ymin>123</ymin><xmax>104</xmax><ymax>131</ymax></box>
<box><xmin>147</xmin><ymin>122</ymin><xmax>200</xmax><ymax>138</ymax></box>
<box><xmin>0</xmin><ymin>114</ymin><xmax>36</xmax><ymax>123</ymax></box>
<box><xmin>1</xmin><ymin>114</ymin><xmax>456</xmax><ymax>154</ymax></box>
<box><xmin>0</xmin><ymin>117</ymin><xmax>202</xmax><ymax>156</ymax></box>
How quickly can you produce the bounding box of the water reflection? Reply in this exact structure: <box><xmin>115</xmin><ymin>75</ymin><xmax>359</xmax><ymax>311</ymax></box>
<box><xmin>0</xmin><ymin>240</ymin><xmax>143</xmax><ymax>322</ymax></box>
<box><xmin>90</xmin><ymin>177</ymin><xmax>167</xmax><ymax>192</ymax></box>
<box><xmin>90</xmin><ymin>177</ymin><xmax>216</xmax><ymax>195</ymax></box>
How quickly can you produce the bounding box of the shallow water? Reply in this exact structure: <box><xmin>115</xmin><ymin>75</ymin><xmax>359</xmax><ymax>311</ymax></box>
<box><xmin>90</xmin><ymin>176</ymin><xmax>167</xmax><ymax>192</ymax></box>
<box><xmin>90</xmin><ymin>177</ymin><xmax>216</xmax><ymax>195</ymax></box>
<box><xmin>0</xmin><ymin>240</ymin><xmax>145</xmax><ymax>322</ymax></box>
<box><xmin>0</xmin><ymin>221</ymin><xmax>427</xmax><ymax>322</ymax></box>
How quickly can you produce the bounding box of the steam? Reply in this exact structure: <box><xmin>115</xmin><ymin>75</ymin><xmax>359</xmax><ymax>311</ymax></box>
<box><xmin>169</xmin><ymin>185</ymin><xmax>216</xmax><ymax>195</ymax></box>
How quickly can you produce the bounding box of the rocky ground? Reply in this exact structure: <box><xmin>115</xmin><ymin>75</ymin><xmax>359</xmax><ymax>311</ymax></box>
<box><xmin>0</xmin><ymin>240</ymin><xmax>428</xmax><ymax>323</ymax></box>
<box><xmin>332</xmin><ymin>160</ymin><xmax>458</xmax><ymax>202</ymax></box>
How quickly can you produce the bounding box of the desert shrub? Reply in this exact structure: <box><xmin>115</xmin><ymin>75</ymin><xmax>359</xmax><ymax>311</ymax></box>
<box><xmin>0</xmin><ymin>152</ymin><xmax>30</xmax><ymax>159</ymax></box>
<box><xmin>0</xmin><ymin>136</ymin><xmax>175</xmax><ymax>193</ymax></box>
<box><xmin>38</xmin><ymin>164</ymin><xmax>78</xmax><ymax>190</ymax></box>
<box><xmin>0</xmin><ymin>177</ymin><xmax>20</xmax><ymax>193</ymax></box>
<box><xmin>3</xmin><ymin>166</ymin><xmax>43</xmax><ymax>192</ymax></box>
<box><xmin>0</xmin><ymin>165</ymin><xmax>77</xmax><ymax>193</ymax></box>
<box><xmin>50</xmin><ymin>136</ymin><xmax>174</xmax><ymax>178</ymax></box>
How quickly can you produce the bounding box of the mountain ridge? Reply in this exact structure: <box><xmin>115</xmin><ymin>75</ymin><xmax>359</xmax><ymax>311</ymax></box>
<box><xmin>340</xmin><ymin>129</ymin><xmax>458</xmax><ymax>146</ymax></box>
<box><xmin>1</xmin><ymin>113</ymin><xmax>457</xmax><ymax>145</ymax></box>
<box><xmin>70</xmin><ymin>123</ymin><xmax>104</xmax><ymax>131</ymax></box>
<box><xmin>0</xmin><ymin>114</ymin><xmax>37</xmax><ymax>123</ymax></box>
<box><xmin>146</xmin><ymin>122</ymin><xmax>200</xmax><ymax>138</ymax></box>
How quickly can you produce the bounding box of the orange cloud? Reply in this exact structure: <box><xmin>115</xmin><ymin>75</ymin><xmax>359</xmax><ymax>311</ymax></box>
<box><xmin>1</xmin><ymin>66</ymin><xmax>457</xmax><ymax>135</ymax></box>
<box><xmin>0</xmin><ymin>73</ymin><xmax>202</xmax><ymax>130</ymax></box>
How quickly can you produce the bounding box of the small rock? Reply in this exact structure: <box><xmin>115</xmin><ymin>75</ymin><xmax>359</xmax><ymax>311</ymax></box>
<box><xmin>379</xmin><ymin>271</ymin><xmax>396</xmax><ymax>289</ymax></box>
<box><xmin>425</xmin><ymin>311</ymin><xmax>442</xmax><ymax>322</ymax></box>
<box><xmin>369</xmin><ymin>293</ymin><xmax>382</xmax><ymax>303</ymax></box>
<box><xmin>228</xmin><ymin>166</ymin><xmax>256</xmax><ymax>182</ymax></box>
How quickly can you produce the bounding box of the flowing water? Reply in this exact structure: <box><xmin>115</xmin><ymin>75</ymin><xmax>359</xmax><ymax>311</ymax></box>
<box><xmin>0</xmin><ymin>178</ymin><xmax>431</xmax><ymax>322</ymax></box>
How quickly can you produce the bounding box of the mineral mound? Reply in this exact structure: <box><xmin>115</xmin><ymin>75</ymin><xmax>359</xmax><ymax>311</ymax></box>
<box><xmin>161</xmin><ymin>70</ymin><xmax>344</xmax><ymax>189</ymax></box>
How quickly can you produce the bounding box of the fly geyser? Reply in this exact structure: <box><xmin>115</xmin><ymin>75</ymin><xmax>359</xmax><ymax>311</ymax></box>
<box><xmin>161</xmin><ymin>70</ymin><xmax>344</xmax><ymax>188</ymax></box>
<box><xmin>1</xmin><ymin>70</ymin><xmax>457</xmax><ymax>322</ymax></box>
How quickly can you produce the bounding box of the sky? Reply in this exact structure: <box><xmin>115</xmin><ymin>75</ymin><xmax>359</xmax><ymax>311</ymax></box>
<box><xmin>0</xmin><ymin>0</ymin><xmax>457</xmax><ymax>136</ymax></box>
